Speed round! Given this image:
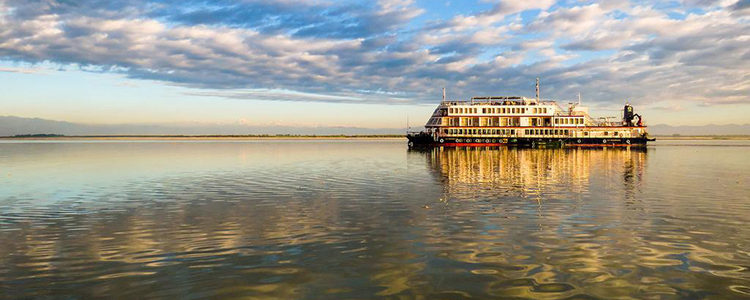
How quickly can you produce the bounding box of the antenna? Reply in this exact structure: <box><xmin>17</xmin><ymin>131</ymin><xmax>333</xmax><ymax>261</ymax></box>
<box><xmin>406</xmin><ymin>113</ymin><xmax>409</xmax><ymax>132</ymax></box>
<box><xmin>442</xmin><ymin>87</ymin><xmax>446</xmax><ymax>101</ymax></box>
<box><xmin>535</xmin><ymin>77</ymin><xmax>540</xmax><ymax>101</ymax></box>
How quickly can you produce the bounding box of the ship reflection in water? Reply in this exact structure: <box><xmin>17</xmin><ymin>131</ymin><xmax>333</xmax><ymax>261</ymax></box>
<box><xmin>422</xmin><ymin>146</ymin><xmax>646</xmax><ymax>202</ymax></box>
<box><xmin>0</xmin><ymin>140</ymin><xmax>748</xmax><ymax>299</ymax></box>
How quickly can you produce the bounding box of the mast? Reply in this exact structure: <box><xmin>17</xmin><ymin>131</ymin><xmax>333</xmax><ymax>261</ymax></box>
<box><xmin>535</xmin><ymin>77</ymin><xmax>540</xmax><ymax>102</ymax></box>
<box><xmin>442</xmin><ymin>87</ymin><xmax>446</xmax><ymax>101</ymax></box>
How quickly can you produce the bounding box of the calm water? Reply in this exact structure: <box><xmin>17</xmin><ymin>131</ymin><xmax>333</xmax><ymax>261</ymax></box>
<box><xmin>1</xmin><ymin>139</ymin><xmax>749</xmax><ymax>299</ymax></box>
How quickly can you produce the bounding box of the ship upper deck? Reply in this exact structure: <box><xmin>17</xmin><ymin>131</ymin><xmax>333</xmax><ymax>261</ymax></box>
<box><xmin>439</xmin><ymin>96</ymin><xmax>562</xmax><ymax>107</ymax></box>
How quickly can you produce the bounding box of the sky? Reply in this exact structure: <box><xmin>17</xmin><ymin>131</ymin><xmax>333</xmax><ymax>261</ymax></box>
<box><xmin>0</xmin><ymin>0</ymin><xmax>748</xmax><ymax>129</ymax></box>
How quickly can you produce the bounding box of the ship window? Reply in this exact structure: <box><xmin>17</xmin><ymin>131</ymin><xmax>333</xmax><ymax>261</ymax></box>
<box><xmin>604</xmin><ymin>131</ymin><xmax>609</xmax><ymax>136</ymax></box>
<box><xmin>511</xmin><ymin>129</ymin><xmax>515</xmax><ymax>135</ymax></box>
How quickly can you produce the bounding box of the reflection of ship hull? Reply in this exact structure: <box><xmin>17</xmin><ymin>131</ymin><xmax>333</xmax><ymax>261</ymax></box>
<box><xmin>407</xmin><ymin>133</ymin><xmax>651</xmax><ymax>148</ymax></box>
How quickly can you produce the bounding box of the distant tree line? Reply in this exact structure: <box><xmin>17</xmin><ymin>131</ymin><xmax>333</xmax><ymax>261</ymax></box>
<box><xmin>12</xmin><ymin>134</ymin><xmax>65</xmax><ymax>137</ymax></box>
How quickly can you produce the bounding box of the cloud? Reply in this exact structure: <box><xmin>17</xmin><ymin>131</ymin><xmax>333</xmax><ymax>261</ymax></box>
<box><xmin>0</xmin><ymin>0</ymin><xmax>747</xmax><ymax>108</ymax></box>
<box><xmin>0</xmin><ymin>66</ymin><xmax>41</xmax><ymax>74</ymax></box>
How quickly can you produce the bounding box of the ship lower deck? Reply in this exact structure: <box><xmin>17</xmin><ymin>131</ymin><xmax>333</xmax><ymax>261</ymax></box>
<box><xmin>407</xmin><ymin>134</ymin><xmax>651</xmax><ymax>148</ymax></box>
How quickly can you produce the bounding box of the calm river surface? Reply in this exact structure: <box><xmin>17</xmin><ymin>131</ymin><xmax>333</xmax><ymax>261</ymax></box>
<box><xmin>1</xmin><ymin>139</ymin><xmax>749</xmax><ymax>299</ymax></box>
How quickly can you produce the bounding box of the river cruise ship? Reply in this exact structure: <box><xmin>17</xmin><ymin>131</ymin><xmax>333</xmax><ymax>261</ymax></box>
<box><xmin>407</xmin><ymin>79</ymin><xmax>654</xmax><ymax>148</ymax></box>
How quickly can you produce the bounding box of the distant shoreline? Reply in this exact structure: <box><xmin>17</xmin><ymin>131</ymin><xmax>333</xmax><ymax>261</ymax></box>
<box><xmin>2</xmin><ymin>134</ymin><xmax>750</xmax><ymax>141</ymax></box>
<box><xmin>0</xmin><ymin>134</ymin><xmax>407</xmax><ymax>140</ymax></box>
<box><xmin>654</xmin><ymin>135</ymin><xmax>750</xmax><ymax>140</ymax></box>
